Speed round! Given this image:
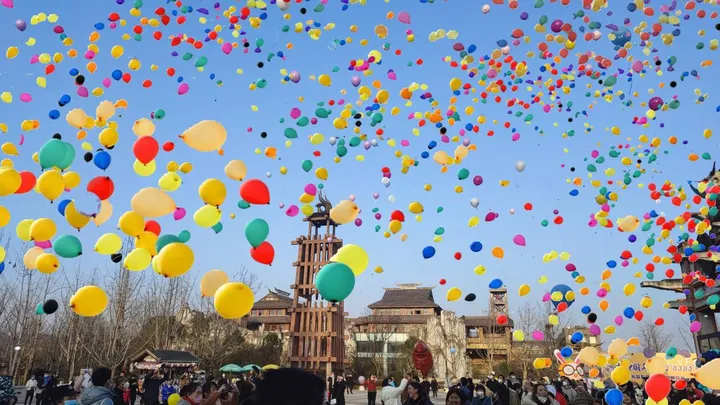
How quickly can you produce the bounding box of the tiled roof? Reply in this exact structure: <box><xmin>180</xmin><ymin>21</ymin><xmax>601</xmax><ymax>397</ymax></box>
<box><xmin>367</xmin><ymin>288</ymin><xmax>441</xmax><ymax>309</ymax></box>
<box><xmin>463</xmin><ymin>316</ymin><xmax>514</xmax><ymax>328</ymax></box>
<box><xmin>247</xmin><ymin>315</ymin><xmax>290</xmax><ymax>324</ymax></box>
<box><xmin>351</xmin><ymin>314</ymin><xmax>433</xmax><ymax>325</ymax></box>
<box><xmin>252</xmin><ymin>291</ymin><xmax>293</xmax><ymax>309</ymax></box>
<box><xmin>150</xmin><ymin>350</ymin><xmax>201</xmax><ymax>363</ymax></box>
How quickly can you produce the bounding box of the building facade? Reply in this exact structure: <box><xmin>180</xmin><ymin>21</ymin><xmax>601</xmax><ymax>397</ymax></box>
<box><xmin>246</xmin><ymin>288</ymin><xmax>293</xmax><ymax>333</ymax></box>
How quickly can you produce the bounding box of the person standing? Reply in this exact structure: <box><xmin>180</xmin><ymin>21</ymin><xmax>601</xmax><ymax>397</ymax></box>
<box><xmin>141</xmin><ymin>368</ymin><xmax>166</xmax><ymax>405</ymax></box>
<box><xmin>345</xmin><ymin>373</ymin><xmax>354</xmax><ymax>395</ymax></box>
<box><xmin>80</xmin><ymin>368</ymin><xmax>116</xmax><ymax>405</ymax></box>
<box><xmin>430</xmin><ymin>379</ymin><xmax>438</xmax><ymax>398</ymax></box>
<box><xmin>160</xmin><ymin>381</ymin><xmax>175</xmax><ymax>405</ymax></box>
<box><xmin>25</xmin><ymin>376</ymin><xmax>37</xmax><ymax>405</ymax></box>
<box><xmin>366</xmin><ymin>376</ymin><xmax>377</xmax><ymax>405</ymax></box>
<box><xmin>380</xmin><ymin>375</ymin><xmax>410</xmax><ymax>405</ymax></box>
<box><xmin>327</xmin><ymin>373</ymin><xmax>334</xmax><ymax>405</ymax></box>
<box><xmin>472</xmin><ymin>384</ymin><xmax>493</xmax><ymax>405</ymax></box>
<box><xmin>112</xmin><ymin>377</ymin><xmax>127</xmax><ymax>405</ymax></box>
<box><xmin>128</xmin><ymin>375</ymin><xmax>138</xmax><ymax>405</ymax></box>
<box><xmin>403</xmin><ymin>381</ymin><xmax>433</xmax><ymax>405</ymax></box>
<box><xmin>332</xmin><ymin>376</ymin><xmax>346</xmax><ymax>405</ymax></box>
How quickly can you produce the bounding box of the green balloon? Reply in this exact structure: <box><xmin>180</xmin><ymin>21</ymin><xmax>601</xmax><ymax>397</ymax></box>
<box><xmin>54</xmin><ymin>235</ymin><xmax>82</xmax><ymax>258</ymax></box>
<box><xmin>57</xmin><ymin>142</ymin><xmax>76</xmax><ymax>170</ymax></box>
<box><xmin>457</xmin><ymin>168</ymin><xmax>470</xmax><ymax>180</ymax></box>
<box><xmin>707</xmin><ymin>295</ymin><xmax>720</xmax><ymax>306</ymax></box>
<box><xmin>297</xmin><ymin>117</ymin><xmax>310</xmax><ymax>127</ymax></box>
<box><xmin>212</xmin><ymin>222</ymin><xmax>223</xmax><ymax>234</ymax></box>
<box><xmin>315</xmin><ymin>108</ymin><xmax>330</xmax><ymax>118</ymax></box>
<box><xmin>195</xmin><ymin>56</ymin><xmax>208</xmax><ymax>67</ymax></box>
<box><xmin>301</xmin><ymin>160</ymin><xmax>313</xmax><ymax>172</ymax></box>
<box><xmin>156</xmin><ymin>234</ymin><xmax>181</xmax><ymax>252</ymax></box>
<box><xmin>154</xmin><ymin>109</ymin><xmax>166</xmax><ymax>119</ymax></box>
<box><xmin>349</xmin><ymin>137</ymin><xmax>361</xmax><ymax>147</ymax></box>
<box><xmin>38</xmin><ymin>139</ymin><xmax>67</xmax><ymax>169</ymax></box>
<box><xmin>238</xmin><ymin>200</ymin><xmax>251</xmax><ymax>209</ymax></box>
<box><xmin>316</xmin><ymin>262</ymin><xmax>355</xmax><ymax>302</ymax></box>
<box><xmin>284</xmin><ymin>128</ymin><xmax>298</xmax><ymax>139</ymax></box>
<box><xmin>336</xmin><ymin>145</ymin><xmax>348</xmax><ymax>157</ymax></box>
<box><xmin>178</xmin><ymin>230</ymin><xmax>191</xmax><ymax>243</ymax></box>
<box><xmin>245</xmin><ymin>218</ymin><xmax>269</xmax><ymax>248</ymax></box>
<box><xmin>35</xmin><ymin>303</ymin><xmax>45</xmax><ymax>315</ymax></box>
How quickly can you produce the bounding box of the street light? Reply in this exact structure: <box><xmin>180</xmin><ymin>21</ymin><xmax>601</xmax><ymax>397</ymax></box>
<box><xmin>10</xmin><ymin>346</ymin><xmax>21</xmax><ymax>383</ymax></box>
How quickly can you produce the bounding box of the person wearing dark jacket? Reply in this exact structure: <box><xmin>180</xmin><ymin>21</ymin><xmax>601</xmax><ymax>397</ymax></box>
<box><xmin>128</xmin><ymin>376</ymin><xmax>138</xmax><ymax>405</ymax></box>
<box><xmin>254</xmin><ymin>368</ymin><xmax>325</xmax><ymax>405</ymax></box>
<box><xmin>430</xmin><ymin>379</ymin><xmax>438</xmax><ymax>398</ymax></box>
<box><xmin>403</xmin><ymin>382</ymin><xmax>433</xmax><ymax>405</ymax></box>
<box><xmin>471</xmin><ymin>384</ymin><xmax>492</xmax><ymax>405</ymax></box>
<box><xmin>332</xmin><ymin>376</ymin><xmax>346</xmax><ymax>405</ymax></box>
<box><xmin>80</xmin><ymin>368</ymin><xmax>116</xmax><ymax>405</ymax></box>
<box><xmin>141</xmin><ymin>369</ymin><xmax>166</xmax><ymax>405</ymax></box>
<box><xmin>113</xmin><ymin>377</ymin><xmax>127</xmax><ymax>405</ymax></box>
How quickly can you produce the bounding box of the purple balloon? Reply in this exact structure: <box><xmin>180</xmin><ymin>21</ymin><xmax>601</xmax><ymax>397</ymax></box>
<box><xmin>289</xmin><ymin>70</ymin><xmax>301</xmax><ymax>83</ymax></box>
<box><xmin>648</xmin><ymin>96</ymin><xmax>664</xmax><ymax>111</ymax></box>
<box><xmin>642</xmin><ymin>348</ymin><xmax>655</xmax><ymax>358</ymax></box>
<box><xmin>15</xmin><ymin>19</ymin><xmax>26</xmax><ymax>31</ymax></box>
<box><xmin>351</xmin><ymin>75</ymin><xmax>361</xmax><ymax>87</ymax></box>
<box><xmin>473</xmin><ymin>175</ymin><xmax>484</xmax><ymax>186</ymax></box>
<box><xmin>551</xmin><ymin>20</ymin><xmax>564</xmax><ymax>33</ymax></box>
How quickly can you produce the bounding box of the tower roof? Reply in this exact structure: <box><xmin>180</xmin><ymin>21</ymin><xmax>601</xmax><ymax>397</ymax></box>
<box><xmin>368</xmin><ymin>286</ymin><xmax>441</xmax><ymax>309</ymax></box>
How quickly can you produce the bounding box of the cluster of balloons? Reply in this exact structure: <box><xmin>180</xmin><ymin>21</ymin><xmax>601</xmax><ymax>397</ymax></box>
<box><xmin>245</xmin><ymin>218</ymin><xmax>274</xmax><ymax>266</ymax></box>
<box><xmin>316</xmin><ymin>244</ymin><xmax>369</xmax><ymax>302</ymax></box>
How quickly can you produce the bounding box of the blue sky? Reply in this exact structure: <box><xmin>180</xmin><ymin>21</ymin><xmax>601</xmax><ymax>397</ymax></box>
<box><xmin>1</xmin><ymin>0</ymin><xmax>719</xmax><ymax>350</ymax></box>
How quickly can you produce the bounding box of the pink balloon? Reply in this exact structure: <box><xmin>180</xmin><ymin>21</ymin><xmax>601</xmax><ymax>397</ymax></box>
<box><xmin>178</xmin><ymin>83</ymin><xmax>189</xmax><ymax>95</ymax></box>
<box><xmin>1</xmin><ymin>0</ymin><xmax>14</xmax><ymax>8</ymax></box>
<box><xmin>615</xmin><ymin>316</ymin><xmax>624</xmax><ymax>326</ymax></box>
<box><xmin>542</xmin><ymin>292</ymin><xmax>551</xmax><ymax>302</ymax></box>
<box><xmin>35</xmin><ymin>240</ymin><xmax>52</xmax><ymax>249</ymax></box>
<box><xmin>20</xmin><ymin>93</ymin><xmax>32</xmax><ymax>102</ymax></box>
<box><xmin>19</xmin><ymin>134</ymin><xmax>24</xmax><ymax>145</ymax></box>
<box><xmin>690</xmin><ymin>321</ymin><xmax>702</xmax><ymax>333</ymax></box>
<box><xmin>531</xmin><ymin>330</ymin><xmax>545</xmax><ymax>341</ymax></box>
<box><xmin>512</xmin><ymin>234</ymin><xmax>526</xmax><ymax>246</ymax></box>
<box><xmin>221</xmin><ymin>42</ymin><xmax>233</xmax><ymax>55</ymax></box>
<box><xmin>397</xmin><ymin>11</ymin><xmax>411</xmax><ymax>24</ymax></box>
<box><xmin>290</xmin><ymin>107</ymin><xmax>301</xmax><ymax>119</ymax></box>
<box><xmin>102</xmin><ymin>78</ymin><xmax>111</xmax><ymax>88</ymax></box>
<box><xmin>597</xmin><ymin>288</ymin><xmax>608</xmax><ymax>298</ymax></box>
<box><xmin>512</xmin><ymin>133</ymin><xmax>520</xmax><ymax>142</ymax></box>
<box><xmin>588</xmin><ymin>324</ymin><xmax>601</xmax><ymax>335</ymax></box>
<box><xmin>631</xmin><ymin>61</ymin><xmax>643</xmax><ymax>73</ymax></box>
<box><xmin>173</xmin><ymin>207</ymin><xmax>186</xmax><ymax>220</ymax></box>
<box><xmin>285</xmin><ymin>205</ymin><xmax>299</xmax><ymax>217</ymax></box>
<box><xmin>77</xmin><ymin>86</ymin><xmax>89</xmax><ymax>97</ymax></box>
<box><xmin>304</xmin><ymin>183</ymin><xmax>317</xmax><ymax>196</ymax></box>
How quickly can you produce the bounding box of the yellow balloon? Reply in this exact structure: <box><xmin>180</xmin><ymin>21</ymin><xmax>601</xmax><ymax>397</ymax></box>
<box><xmin>93</xmin><ymin>200</ymin><xmax>113</xmax><ymax>226</ymax></box>
<box><xmin>37</xmin><ymin>170</ymin><xmax>65</xmax><ymax>201</ymax></box>
<box><xmin>158</xmin><ymin>172</ymin><xmax>182</xmax><ymax>192</ymax></box>
<box><xmin>299</xmin><ymin>193</ymin><xmax>315</xmax><ymax>204</ymax></box>
<box><xmin>98</xmin><ymin>127</ymin><xmax>119</xmax><ymax>148</ymax></box>
<box><xmin>645</xmin><ymin>357</ymin><xmax>667</xmax><ymax>375</ymax></box>
<box><xmin>167</xmin><ymin>161</ymin><xmax>179</xmax><ymax>172</ymax></box>
<box><xmin>194</xmin><ymin>205</ymin><xmax>222</xmax><ymax>227</ymax></box>
<box><xmin>65</xmin><ymin>201</ymin><xmax>92</xmax><ymax>230</ymax></box>
<box><xmin>577</xmin><ymin>346</ymin><xmax>599</xmax><ymax>366</ymax></box>
<box><xmin>124</xmin><ymin>248</ymin><xmax>152</xmax><ymax>271</ymax></box>
<box><xmin>224</xmin><ymin>160</ymin><xmax>247</xmax><ymax>181</ymax></box>
<box><xmin>330</xmin><ymin>200</ymin><xmax>359</xmax><ymax>225</ymax></box>
<box><xmin>214</xmin><ymin>282</ymin><xmax>255</xmax><ymax>319</ymax></box>
<box><xmin>17</xmin><ymin>219</ymin><xmax>34</xmax><ymax>241</ymax></box>
<box><xmin>330</xmin><ymin>244</ymin><xmax>369</xmax><ymax>276</ymax></box>
<box><xmin>315</xmin><ymin>167</ymin><xmax>328</xmax><ymax>180</ymax></box>
<box><xmin>179</xmin><ymin>120</ymin><xmax>227</xmax><ymax>154</ymax></box>
<box><xmin>62</xmin><ymin>171</ymin><xmax>81</xmax><ymax>190</ymax></box>
<box><xmin>29</xmin><ymin>218</ymin><xmax>57</xmax><ymax>241</ymax></box>
<box><xmin>95</xmin><ymin>233</ymin><xmax>123</xmax><ymax>255</ymax></box>
<box><xmin>513</xmin><ymin>330</ymin><xmax>525</xmax><ymax>341</ymax></box>
<box><xmin>1</xmin><ymin>142</ymin><xmax>18</xmax><ymax>156</ymax></box>
<box><xmin>446</xmin><ymin>287</ymin><xmax>462</xmax><ymax>302</ymax></box>
<box><xmin>136</xmin><ymin>231</ymin><xmax>159</xmax><ymax>256</ymax></box>
<box><xmin>70</xmin><ymin>285</ymin><xmax>109</xmax><ymax>317</ymax></box>
<box><xmin>118</xmin><ymin>211</ymin><xmax>145</xmax><ymax>237</ymax></box>
<box><xmin>131</xmin><ymin>188</ymin><xmax>176</xmax><ymax>217</ymax></box>
<box><xmin>0</xmin><ymin>246</ymin><xmax>5</xmax><ymax>262</ymax></box>
<box><xmin>318</xmin><ymin>74</ymin><xmax>332</xmax><ymax>86</ymax></box>
<box><xmin>66</xmin><ymin>108</ymin><xmax>88</xmax><ymax>129</ymax></box>
<box><xmin>96</xmin><ymin>100</ymin><xmax>116</xmax><ymax>119</ymax></box>
<box><xmin>134</xmin><ymin>159</ymin><xmax>157</xmax><ymax>176</ymax></box>
<box><xmin>0</xmin><ymin>206</ymin><xmax>10</xmax><ymax>228</ymax></box>
<box><xmin>168</xmin><ymin>394</ymin><xmax>181</xmax><ymax>405</ymax></box>
<box><xmin>389</xmin><ymin>219</ymin><xmax>402</xmax><ymax>234</ymax></box>
<box><xmin>610</xmin><ymin>365</ymin><xmax>630</xmax><ymax>385</ymax></box>
<box><xmin>618</xmin><ymin>215</ymin><xmax>640</xmax><ymax>232</ymax></box>
<box><xmin>0</xmin><ymin>168</ymin><xmax>21</xmax><ymax>196</ymax></box>
<box><xmin>155</xmin><ymin>242</ymin><xmax>194</xmax><ymax>278</ymax></box>
<box><xmin>23</xmin><ymin>246</ymin><xmax>44</xmax><ymax>269</ymax></box>
<box><xmin>473</xmin><ymin>265</ymin><xmax>486</xmax><ymax>275</ymax></box>
<box><xmin>132</xmin><ymin>118</ymin><xmax>155</xmax><ymax>137</ymax></box>
<box><xmin>199</xmin><ymin>178</ymin><xmax>227</xmax><ymax>206</ymax></box>
<box><xmin>300</xmin><ymin>204</ymin><xmax>314</xmax><ymax>216</ymax></box>
<box><xmin>608</xmin><ymin>338</ymin><xmax>628</xmax><ymax>357</ymax></box>
<box><xmin>408</xmin><ymin>202</ymin><xmax>424</xmax><ymax>214</ymax></box>
<box><xmin>518</xmin><ymin>284</ymin><xmax>531</xmax><ymax>296</ymax></box>
<box><xmin>695</xmin><ymin>359</ymin><xmax>720</xmax><ymax>389</ymax></box>
<box><xmin>35</xmin><ymin>253</ymin><xmax>60</xmax><ymax>274</ymax></box>
<box><xmin>200</xmin><ymin>269</ymin><xmax>230</xmax><ymax>297</ymax></box>
<box><xmin>179</xmin><ymin>162</ymin><xmax>193</xmax><ymax>174</ymax></box>
<box><xmin>110</xmin><ymin>45</ymin><xmax>124</xmax><ymax>59</ymax></box>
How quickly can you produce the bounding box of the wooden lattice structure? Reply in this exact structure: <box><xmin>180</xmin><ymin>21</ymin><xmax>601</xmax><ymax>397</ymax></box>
<box><xmin>288</xmin><ymin>190</ymin><xmax>345</xmax><ymax>374</ymax></box>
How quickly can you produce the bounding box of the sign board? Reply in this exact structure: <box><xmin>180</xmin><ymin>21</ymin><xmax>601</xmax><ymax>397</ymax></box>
<box><xmin>599</xmin><ymin>352</ymin><xmax>697</xmax><ymax>381</ymax></box>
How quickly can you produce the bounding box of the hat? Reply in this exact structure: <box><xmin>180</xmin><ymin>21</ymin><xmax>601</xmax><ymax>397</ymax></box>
<box><xmin>546</xmin><ymin>385</ymin><xmax>557</xmax><ymax>396</ymax></box>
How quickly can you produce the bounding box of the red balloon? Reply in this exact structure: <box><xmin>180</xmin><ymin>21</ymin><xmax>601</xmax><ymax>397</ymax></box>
<box><xmin>673</xmin><ymin>380</ymin><xmax>687</xmax><ymax>390</ymax></box>
<box><xmin>86</xmin><ymin>176</ymin><xmax>114</xmax><ymax>200</ymax></box>
<box><xmin>634</xmin><ymin>310</ymin><xmax>644</xmax><ymax>321</ymax></box>
<box><xmin>655</xmin><ymin>318</ymin><xmax>665</xmax><ymax>326</ymax></box>
<box><xmin>439</xmin><ymin>278</ymin><xmax>446</xmax><ymax>285</ymax></box>
<box><xmin>240</xmin><ymin>179</ymin><xmax>270</xmax><ymax>204</ymax></box>
<box><xmin>250</xmin><ymin>241</ymin><xmax>275</xmax><ymax>265</ymax></box>
<box><xmin>133</xmin><ymin>136</ymin><xmax>159</xmax><ymax>164</ymax></box>
<box><xmin>556</xmin><ymin>301</ymin><xmax>568</xmax><ymax>313</ymax></box>
<box><xmin>162</xmin><ymin>142</ymin><xmax>175</xmax><ymax>152</ymax></box>
<box><xmin>144</xmin><ymin>220</ymin><xmax>161</xmax><ymax>236</ymax></box>
<box><xmin>454</xmin><ymin>252</ymin><xmax>462</xmax><ymax>260</ymax></box>
<box><xmin>645</xmin><ymin>374</ymin><xmax>671</xmax><ymax>402</ymax></box>
<box><xmin>390</xmin><ymin>210</ymin><xmax>405</xmax><ymax>222</ymax></box>
<box><xmin>15</xmin><ymin>171</ymin><xmax>36</xmax><ymax>194</ymax></box>
<box><xmin>496</xmin><ymin>314</ymin><xmax>508</xmax><ymax>325</ymax></box>
<box><xmin>413</xmin><ymin>340</ymin><xmax>433</xmax><ymax>378</ymax></box>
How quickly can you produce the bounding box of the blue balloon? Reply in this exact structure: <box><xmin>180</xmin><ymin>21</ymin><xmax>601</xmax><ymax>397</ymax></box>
<box><xmin>93</xmin><ymin>150</ymin><xmax>112</xmax><ymax>170</ymax></box>
<box><xmin>550</xmin><ymin>284</ymin><xmax>575</xmax><ymax>309</ymax></box>
<box><xmin>470</xmin><ymin>241</ymin><xmax>483</xmax><ymax>252</ymax></box>
<box><xmin>422</xmin><ymin>246</ymin><xmax>435</xmax><ymax>259</ymax></box>
<box><xmin>58</xmin><ymin>94</ymin><xmax>71</xmax><ymax>106</ymax></box>
<box><xmin>623</xmin><ymin>307</ymin><xmax>635</xmax><ymax>319</ymax></box>
<box><xmin>49</xmin><ymin>110</ymin><xmax>60</xmax><ymax>119</ymax></box>
<box><xmin>0</xmin><ymin>261</ymin><xmax>4</xmax><ymax>275</ymax></box>
<box><xmin>58</xmin><ymin>199</ymin><xmax>72</xmax><ymax>216</ymax></box>
<box><xmin>489</xmin><ymin>279</ymin><xmax>503</xmax><ymax>289</ymax></box>
<box><xmin>111</xmin><ymin>69</ymin><xmax>123</xmax><ymax>80</ymax></box>
<box><xmin>607</xmin><ymin>260</ymin><xmax>617</xmax><ymax>268</ymax></box>
<box><xmin>581</xmin><ymin>305</ymin><xmax>591</xmax><ymax>314</ymax></box>
<box><xmin>560</xmin><ymin>347</ymin><xmax>573</xmax><ymax>357</ymax></box>
<box><xmin>571</xmin><ymin>332</ymin><xmax>584</xmax><ymax>344</ymax></box>
<box><xmin>605</xmin><ymin>389</ymin><xmax>623</xmax><ymax>405</ymax></box>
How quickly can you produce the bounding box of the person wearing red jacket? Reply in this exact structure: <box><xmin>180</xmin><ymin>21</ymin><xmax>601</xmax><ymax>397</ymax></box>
<box><xmin>366</xmin><ymin>376</ymin><xmax>377</xmax><ymax>405</ymax></box>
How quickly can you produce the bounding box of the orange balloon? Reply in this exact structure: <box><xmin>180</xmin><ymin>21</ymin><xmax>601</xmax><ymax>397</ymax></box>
<box><xmin>599</xmin><ymin>300</ymin><xmax>609</xmax><ymax>312</ymax></box>
<box><xmin>492</xmin><ymin>247</ymin><xmax>504</xmax><ymax>259</ymax></box>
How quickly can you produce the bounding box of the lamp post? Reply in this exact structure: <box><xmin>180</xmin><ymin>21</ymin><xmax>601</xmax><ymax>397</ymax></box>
<box><xmin>10</xmin><ymin>346</ymin><xmax>21</xmax><ymax>383</ymax></box>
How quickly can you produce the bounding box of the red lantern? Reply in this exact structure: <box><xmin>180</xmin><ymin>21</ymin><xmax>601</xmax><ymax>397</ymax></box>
<box><xmin>133</xmin><ymin>136</ymin><xmax>159</xmax><ymax>164</ymax></box>
<box><xmin>240</xmin><ymin>179</ymin><xmax>271</xmax><ymax>205</ymax></box>
<box><xmin>645</xmin><ymin>374</ymin><xmax>671</xmax><ymax>402</ymax></box>
<box><xmin>144</xmin><ymin>220</ymin><xmax>161</xmax><ymax>236</ymax></box>
<box><xmin>86</xmin><ymin>176</ymin><xmax>115</xmax><ymax>200</ymax></box>
<box><xmin>413</xmin><ymin>341</ymin><xmax>434</xmax><ymax>378</ymax></box>
<box><xmin>15</xmin><ymin>171</ymin><xmax>36</xmax><ymax>194</ymax></box>
<box><xmin>250</xmin><ymin>241</ymin><xmax>275</xmax><ymax>265</ymax></box>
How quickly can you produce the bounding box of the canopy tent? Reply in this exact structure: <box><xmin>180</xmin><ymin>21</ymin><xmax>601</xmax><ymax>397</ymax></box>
<box><xmin>261</xmin><ymin>364</ymin><xmax>279</xmax><ymax>370</ymax></box>
<box><xmin>219</xmin><ymin>364</ymin><xmax>242</xmax><ymax>373</ymax></box>
<box><xmin>239</xmin><ymin>364</ymin><xmax>260</xmax><ymax>373</ymax></box>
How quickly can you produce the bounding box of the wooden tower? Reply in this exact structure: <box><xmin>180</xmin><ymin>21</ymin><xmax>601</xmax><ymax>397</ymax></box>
<box><xmin>288</xmin><ymin>190</ymin><xmax>345</xmax><ymax>375</ymax></box>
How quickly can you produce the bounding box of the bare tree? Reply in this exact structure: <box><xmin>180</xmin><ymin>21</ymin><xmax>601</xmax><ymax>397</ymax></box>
<box><xmin>510</xmin><ymin>302</ymin><xmax>543</xmax><ymax>380</ymax></box>
<box><xmin>640</xmin><ymin>321</ymin><xmax>673</xmax><ymax>353</ymax></box>
<box><xmin>354</xmin><ymin>310</ymin><xmax>395</xmax><ymax>377</ymax></box>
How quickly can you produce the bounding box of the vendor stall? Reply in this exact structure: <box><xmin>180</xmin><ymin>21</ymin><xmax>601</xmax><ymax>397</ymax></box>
<box><xmin>130</xmin><ymin>349</ymin><xmax>201</xmax><ymax>377</ymax></box>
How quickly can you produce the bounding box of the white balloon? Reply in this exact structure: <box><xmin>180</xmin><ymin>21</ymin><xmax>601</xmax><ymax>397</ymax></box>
<box><xmin>388</xmin><ymin>195</ymin><xmax>396</xmax><ymax>203</ymax></box>
<box><xmin>470</xmin><ymin>198</ymin><xmax>480</xmax><ymax>208</ymax></box>
<box><xmin>482</xmin><ymin>4</ymin><xmax>490</xmax><ymax>13</ymax></box>
<box><xmin>277</xmin><ymin>0</ymin><xmax>290</xmax><ymax>11</ymax></box>
<box><xmin>509</xmin><ymin>208</ymin><xmax>515</xmax><ymax>215</ymax></box>
<box><xmin>515</xmin><ymin>160</ymin><xmax>526</xmax><ymax>172</ymax></box>
<box><xmin>329</xmin><ymin>137</ymin><xmax>337</xmax><ymax>146</ymax></box>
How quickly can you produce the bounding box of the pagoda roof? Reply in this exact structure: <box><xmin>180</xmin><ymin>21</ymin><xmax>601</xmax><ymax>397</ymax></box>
<box><xmin>368</xmin><ymin>285</ymin><xmax>441</xmax><ymax>309</ymax></box>
<box><xmin>352</xmin><ymin>314</ymin><xmax>434</xmax><ymax>325</ymax></box>
<box><xmin>252</xmin><ymin>289</ymin><xmax>293</xmax><ymax>309</ymax></box>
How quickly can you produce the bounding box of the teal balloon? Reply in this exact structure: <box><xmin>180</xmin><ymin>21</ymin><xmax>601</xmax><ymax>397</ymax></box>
<box><xmin>211</xmin><ymin>222</ymin><xmax>223</xmax><ymax>234</ymax></box>
<box><xmin>178</xmin><ymin>230</ymin><xmax>191</xmax><ymax>243</ymax></box>
<box><xmin>301</xmin><ymin>160</ymin><xmax>313</xmax><ymax>172</ymax></box>
<box><xmin>238</xmin><ymin>200</ymin><xmax>251</xmax><ymax>209</ymax></box>
<box><xmin>35</xmin><ymin>303</ymin><xmax>45</xmax><ymax>315</ymax></box>
<box><xmin>245</xmin><ymin>218</ymin><xmax>269</xmax><ymax>248</ymax></box>
<box><xmin>457</xmin><ymin>168</ymin><xmax>470</xmax><ymax>180</ymax></box>
<box><xmin>57</xmin><ymin>142</ymin><xmax>76</xmax><ymax>170</ymax></box>
<box><xmin>284</xmin><ymin>128</ymin><xmax>298</xmax><ymax>139</ymax></box>
<box><xmin>54</xmin><ymin>235</ymin><xmax>82</xmax><ymax>258</ymax></box>
<box><xmin>316</xmin><ymin>262</ymin><xmax>355</xmax><ymax>302</ymax></box>
<box><xmin>707</xmin><ymin>295</ymin><xmax>720</xmax><ymax>306</ymax></box>
<box><xmin>156</xmin><ymin>234</ymin><xmax>181</xmax><ymax>252</ymax></box>
<box><xmin>38</xmin><ymin>139</ymin><xmax>67</xmax><ymax>169</ymax></box>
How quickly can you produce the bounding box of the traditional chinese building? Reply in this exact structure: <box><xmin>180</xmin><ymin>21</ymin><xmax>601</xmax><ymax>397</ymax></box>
<box><xmin>246</xmin><ymin>288</ymin><xmax>293</xmax><ymax>333</ymax></box>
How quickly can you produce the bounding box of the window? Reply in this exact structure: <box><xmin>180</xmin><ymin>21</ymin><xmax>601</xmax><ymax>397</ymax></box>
<box><xmin>414</xmin><ymin>310</ymin><xmax>421</xmax><ymax>315</ymax></box>
<box><xmin>468</xmin><ymin>329</ymin><xmax>478</xmax><ymax>338</ymax></box>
